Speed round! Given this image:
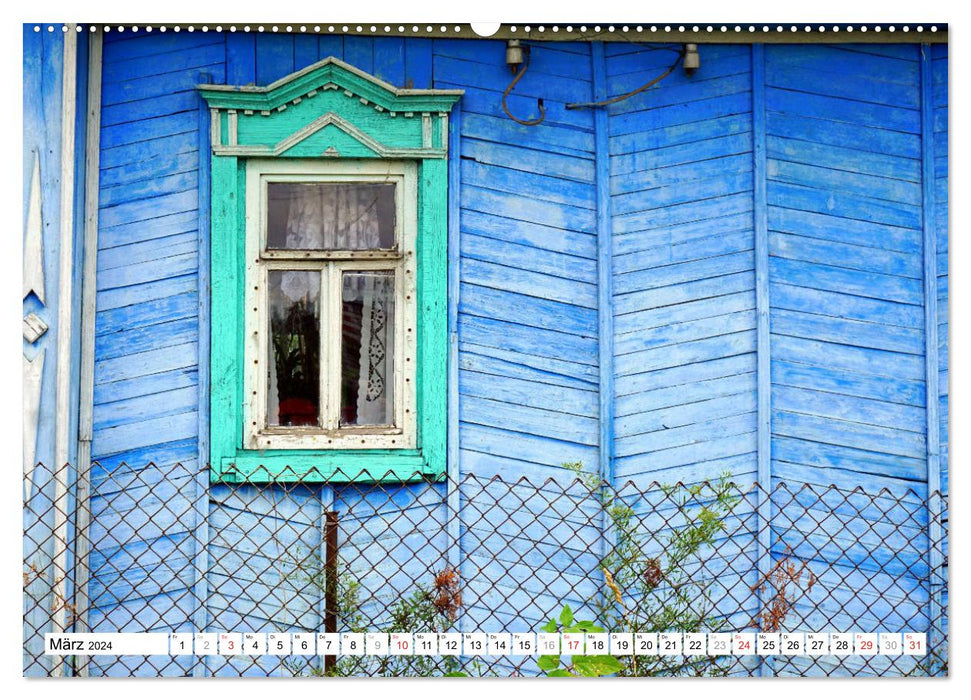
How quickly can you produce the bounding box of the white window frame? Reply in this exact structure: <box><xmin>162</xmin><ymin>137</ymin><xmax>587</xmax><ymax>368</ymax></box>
<box><xmin>243</xmin><ymin>158</ymin><xmax>418</xmax><ymax>451</ymax></box>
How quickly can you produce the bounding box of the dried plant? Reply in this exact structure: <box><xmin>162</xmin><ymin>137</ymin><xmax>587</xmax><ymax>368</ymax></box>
<box><xmin>432</xmin><ymin>566</ymin><xmax>462</xmax><ymax>622</ymax></box>
<box><xmin>750</xmin><ymin>545</ymin><xmax>816</xmax><ymax>632</ymax></box>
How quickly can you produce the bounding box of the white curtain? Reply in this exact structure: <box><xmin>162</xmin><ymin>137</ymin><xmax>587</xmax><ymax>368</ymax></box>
<box><xmin>284</xmin><ymin>184</ymin><xmax>383</xmax><ymax>249</ymax></box>
<box><xmin>271</xmin><ymin>186</ymin><xmax>393</xmax><ymax>427</ymax></box>
<box><xmin>343</xmin><ymin>273</ymin><xmax>394</xmax><ymax>425</ymax></box>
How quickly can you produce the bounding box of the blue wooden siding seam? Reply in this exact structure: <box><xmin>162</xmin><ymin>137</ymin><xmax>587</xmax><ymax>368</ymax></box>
<box><xmin>191</xmin><ymin>69</ymin><xmax>213</xmax><ymax>677</ymax></box>
<box><xmin>752</xmin><ymin>43</ymin><xmax>773</xmax><ymax>677</ymax></box>
<box><xmin>446</xmin><ymin>106</ymin><xmax>463</xmax><ymax>579</ymax></box>
<box><xmin>592</xmin><ymin>43</ymin><xmax>616</xmax><ymax>584</ymax></box>
<box><xmin>593</xmin><ymin>42</ymin><xmax>614</xmax><ymax>490</ymax></box>
<box><xmin>69</xmin><ymin>32</ymin><xmax>93</xmax><ymax>676</ymax></box>
<box><xmin>920</xmin><ymin>43</ymin><xmax>943</xmax><ymax>649</ymax></box>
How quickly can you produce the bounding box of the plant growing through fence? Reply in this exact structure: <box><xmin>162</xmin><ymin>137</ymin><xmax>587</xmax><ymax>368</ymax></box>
<box><xmin>565</xmin><ymin>462</ymin><xmax>739</xmax><ymax>676</ymax></box>
<box><xmin>280</xmin><ymin>546</ymin><xmax>466</xmax><ymax>677</ymax></box>
<box><xmin>749</xmin><ymin>544</ymin><xmax>816</xmax><ymax>632</ymax></box>
<box><xmin>535</xmin><ymin>604</ymin><xmax>623</xmax><ymax>677</ymax></box>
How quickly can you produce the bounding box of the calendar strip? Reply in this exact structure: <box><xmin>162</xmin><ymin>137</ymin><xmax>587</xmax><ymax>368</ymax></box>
<box><xmin>45</xmin><ymin>632</ymin><xmax>929</xmax><ymax>657</ymax></box>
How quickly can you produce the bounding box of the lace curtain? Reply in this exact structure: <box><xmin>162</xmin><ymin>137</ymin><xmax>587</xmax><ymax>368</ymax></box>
<box><xmin>267</xmin><ymin>185</ymin><xmax>394</xmax><ymax>427</ymax></box>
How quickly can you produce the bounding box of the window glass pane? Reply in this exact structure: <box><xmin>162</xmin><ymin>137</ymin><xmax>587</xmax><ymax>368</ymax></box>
<box><xmin>267</xmin><ymin>270</ymin><xmax>320</xmax><ymax>427</ymax></box>
<box><xmin>340</xmin><ymin>271</ymin><xmax>395</xmax><ymax>427</ymax></box>
<box><xmin>267</xmin><ymin>182</ymin><xmax>396</xmax><ymax>250</ymax></box>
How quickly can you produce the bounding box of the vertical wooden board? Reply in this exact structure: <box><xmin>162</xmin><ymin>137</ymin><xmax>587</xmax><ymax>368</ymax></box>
<box><xmin>255</xmin><ymin>33</ymin><xmax>293</xmax><ymax>85</ymax></box>
<box><xmin>373</xmin><ymin>36</ymin><xmax>405</xmax><ymax>86</ymax></box>
<box><xmin>23</xmin><ymin>28</ymin><xmax>66</xmax><ymax>674</ymax></box>
<box><xmin>293</xmin><ymin>34</ymin><xmax>318</xmax><ymax>71</ymax></box>
<box><xmin>317</xmin><ymin>34</ymin><xmax>343</xmax><ymax>61</ymax></box>
<box><xmin>343</xmin><ymin>36</ymin><xmax>373</xmax><ymax>73</ymax></box>
<box><xmin>405</xmin><ymin>37</ymin><xmax>433</xmax><ymax>89</ymax></box>
<box><xmin>225</xmin><ymin>32</ymin><xmax>256</xmax><ymax>86</ymax></box>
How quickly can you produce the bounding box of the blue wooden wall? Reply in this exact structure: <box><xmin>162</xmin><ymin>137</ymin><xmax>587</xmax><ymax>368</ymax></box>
<box><xmin>23</xmin><ymin>25</ymin><xmax>67</xmax><ymax>676</ymax></box>
<box><xmin>82</xmin><ymin>32</ymin><xmax>948</xmax><ymax>675</ymax></box>
<box><xmin>87</xmin><ymin>30</ymin><xmax>223</xmax><ymax>675</ymax></box>
<box><xmin>932</xmin><ymin>41</ymin><xmax>948</xmax><ymax>652</ymax></box>
<box><xmin>23</xmin><ymin>25</ymin><xmax>91</xmax><ymax>676</ymax></box>
<box><xmin>604</xmin><ymin>41</ymin><xmax>760</xmax><ymax>641</ymax></box>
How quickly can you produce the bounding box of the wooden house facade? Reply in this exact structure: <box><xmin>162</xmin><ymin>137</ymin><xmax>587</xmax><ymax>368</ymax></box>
<box><xmin>22</xmin><ymin>24</ymin><xmax>948</xmax><ymax>676</ymax></box>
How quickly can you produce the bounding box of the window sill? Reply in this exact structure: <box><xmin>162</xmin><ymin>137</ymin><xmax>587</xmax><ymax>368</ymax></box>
<box><xmin>213</xmin><ymin>449</ymin><xmax>441</xmax><ymax>483</ymax></box>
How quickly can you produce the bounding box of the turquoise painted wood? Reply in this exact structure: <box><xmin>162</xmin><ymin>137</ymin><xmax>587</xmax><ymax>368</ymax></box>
<box><xmin>200</xmin><ymin>58</ymin><xmax>459</xmax><ymax>483</ymax></box>
<box><xmin>79</xmin><ymin>32</ymin><xmax>948</xmax><ymax>675</ymax></box>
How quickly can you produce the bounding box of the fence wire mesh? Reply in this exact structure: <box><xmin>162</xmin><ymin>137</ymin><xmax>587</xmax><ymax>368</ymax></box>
<box><xmin>23</xmin><ymin>462</ymin><xmax>948</xmax><ymax>677</ymax></box>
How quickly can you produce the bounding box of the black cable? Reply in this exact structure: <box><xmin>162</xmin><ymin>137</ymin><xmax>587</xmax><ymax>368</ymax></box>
<box><xmin>501</xmin><ymin>47</ymin><xmax>546</xmax><ymax>127</ymax></box>
<box><xmin>566</xmin><ymin>47</ymin><xmax>684</xmax><ymax>110</ymax></box>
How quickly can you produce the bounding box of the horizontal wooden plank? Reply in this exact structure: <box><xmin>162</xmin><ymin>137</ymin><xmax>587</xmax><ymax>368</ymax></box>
<box><xmin>462</xmin><ymin>395</ymin><xmax>598</xmax><ymax>445</ymax></box>
<box><xmin>613</xmin><ymin>170</ymin><xmax>754</xmax><ymax>216</ymax></box>
<box><xmin>773</xmin><ymin>385</ymin><xmax>925</xmax><ymax>434</ymax></box>
<box><xmin>614</xmin><ymin>192</ymin><xmax>754</xmax><ymax>235</ymax></box>
<box><xmin>613</xmin><ymin>211</ymin><xmax>753</xmax><ymax>257</ymax></box>
<box><xmin>771</xmin><ymin>308</ymin><xmax>922</xmax><ymax>356</ymax></box>
<box><xmin>461</xmin><ymin>209</ymin><xmax>596</xmax><ymax>259</ymax></box>
<box><xmin>616</xmin><ymin>412</ymin><xmax>756</xmax><ymax>458</ymax></box>
<box><xmin>462</xmin><ymin>183</ymin><xmax>595</xmax><ymax>232</ymax></box>
<box><xmin>771</xmin><ymin>358</ymin><xmax>925</xmax><ymax>408</ymax></box>
<box><xmin>460</xmin><ymin>340</ymin><xmax>598</xmax><ymax>384</ymax></box>
<box><xmin>765</xmin><ymin>62</ymin><xmax>919</xmax><ymax>110</ymax></box>
<box><xmin>460</xmin><ymin>282</ymin><xmax>596</xmax><ymax>336</ymax></box>
<box><xmin>462</xmin><ymin>232</ymin><xmax>596</xmax><ymax>285</ymax></box>
<box><xmin>457</xmin><ymin>315</ymin><xmax>597</xmax><ymax>366</ymax></box>
<box><xmin>768</xmin><ymin>159</ymin><xmax>920</xmax><ymax>206</ymax></box>
<box><xmin>772</xmin><ymin>410</ymin><xmax>924</xmax><ymax>459</ymax></box>
<box><xmin>769</xmin><ymin>231</ymin><xmax>921</xmax><ymax>279</ymax></box>
<box><xmin>770</xmin><ymin>282</ymin><xmax>922</xmax><ymax>330</ymax></box>
<box><xmin>92</xmin><ymin>411</ymin><xmax>198</xmax><ymax>460</ymax></box>
<box><xmin>461</xmin><ymin>159</ymin><xmax>596</xmax><ymax>209</ymax></box>
<box><xmin>95</xmin><ymin>341</ymin><xmax>198</xmax><ymax>385</ymax></box>
<box><xmin>615</xmin><ymin>330</ymin><xmax>756</xmax><ymax>377</ymax></box>
<box><xmin>614</xmin><ymin>355</ymin><xmax>755</xmax><ymax>406</ymax></box>
<box><xmin>765</xmin><ymin>86</ymin><xmax>920</xmax><ymax>134</ymax></box>
<box><xmin>616</xmin><ymin>309</ymin><xmax>756</xmax><ymax>357</ymax></box>
<box><xmin>611</xmin><ymin>131</ymin><xmax>753</xmax><ymax>177</ymax></box>
<box><xmin>771</xmin><ymin>334</ymin><xmax>924</xmax><ymax>381</ymax></box>
<box><xmin>459</xmin><ymin>368</ymin><xmax>597</xmax><ymax>418</ymax></box>
<box><xmin>766</xmin><ymin>131</ymin><xmax>919</xmax><ymax>181</ymax></box>
<box><xmin>609</xmin><ymin>91</ymin><xmax>751</xmax><ymax>138</ymax></box>
<box><xmin>772</xmin><ymin>437</ymin><xmax>926</xmax><ymax>485</ymax></box>
<box><xmin>617</xmin><ymin>388</ymin><xmax>757</xmax><ymax>436</ymax></box>
<box><xmin>769</xmin><ymin>256</ymin><xmax>922</xmax><ymax>305</ymax></box>
<box><xmin>615</xmin><ymin>288</ymin><xmax>754</xmax><ymax>335</ymax></box>
<box><xmin>95</xmin><ymin>316</ymin><xmax>198</xmax><ymax>362</ymax></box>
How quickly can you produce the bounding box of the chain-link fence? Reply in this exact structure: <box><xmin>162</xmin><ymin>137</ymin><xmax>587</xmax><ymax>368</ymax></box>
<box><xmin>23</xmin><ymin>462</ymin><xmax>948</xmax><ymax>677</ymax></box>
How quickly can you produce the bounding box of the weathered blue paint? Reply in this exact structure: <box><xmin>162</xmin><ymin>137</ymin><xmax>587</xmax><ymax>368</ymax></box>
<box><xmin>607</xmin><ymin>42</ymin><xmax>758</xmax><ymax>495</ymax></box>
<box><xmin>752</xmin><ymin>43</ymin><xmax>772</xmax><ymax>677</ymax></box>
<box><xmin>592</xmin><ymin>42</ymin><xmax>614</xmax><ymax>491</ymax></box>
<box><xmin>446</xmin><ymin>106</ymin><xmax>462</xmax><ymax>574</ymax></box>
<box><xmin>920</xmin><ymin>43</ymin><xmax>943</xmax><ymax>654</ymax></box>
<box><xmin>60</xmin><ymin>33</ymin><xmax>948</xmax><ymax>671</ymax></box>
<box><xmin>191</xmin><ymin>71</ymin><xmax>212</xmax><ymax>676</ymax></box>
<box><xmin>23</xmin><ymin>25</ymin><xmax>66</xmax><ymax>676</ymax></box>
<box><xmin>932</xmin><ymin>44</ymin><xmax>948</xmax><ymax>639</ymax></box>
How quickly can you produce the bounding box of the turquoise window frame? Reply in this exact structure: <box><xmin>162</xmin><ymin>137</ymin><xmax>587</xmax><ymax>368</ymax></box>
<box><xmin>199</xmin><ymin>59</ymin><xmax>462</xmax><ymax>483</ymax></box>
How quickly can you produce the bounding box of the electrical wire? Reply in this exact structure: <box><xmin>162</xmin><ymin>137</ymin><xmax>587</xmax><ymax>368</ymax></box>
<box><xmin>565</xmin><ymin>46</ymin><xmax>685</xmax><ymax>110</ymax></box>
<box><xmin>501</xmin><ymin>47</ymin><xmax>547</xmax><ymax>127</ymax></box>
